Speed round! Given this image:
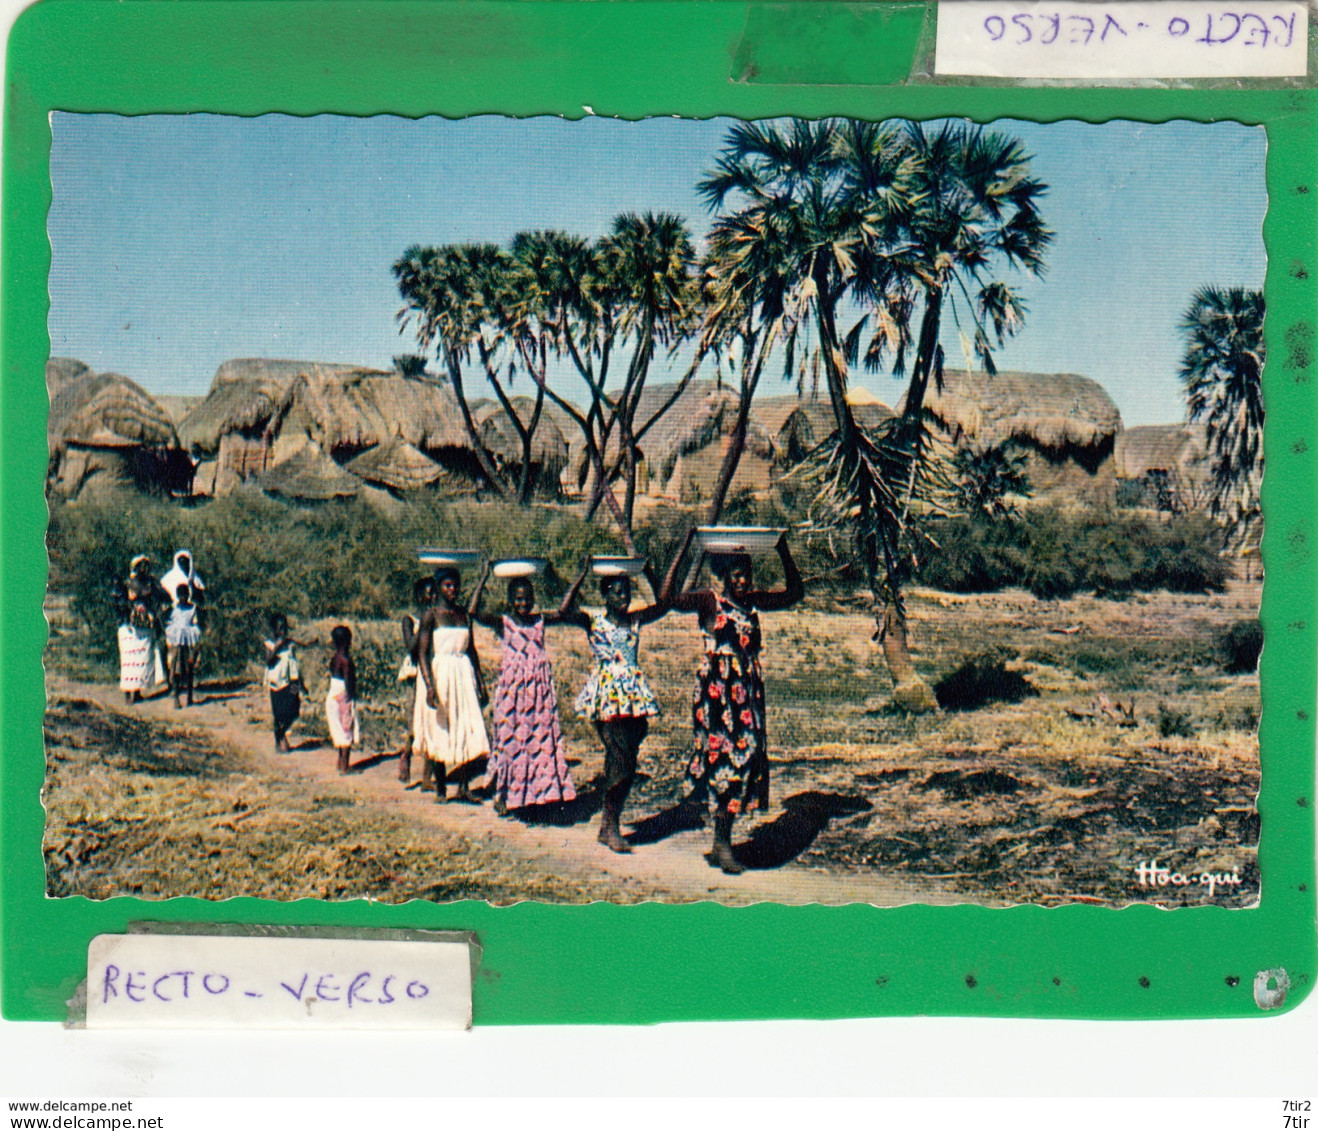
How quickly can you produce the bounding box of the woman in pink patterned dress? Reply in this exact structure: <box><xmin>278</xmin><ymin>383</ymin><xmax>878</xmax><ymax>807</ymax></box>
<box><xmin>470</xmin><ymin>564</ymin><xmax>576</xmax><ymax>815</ymax></box>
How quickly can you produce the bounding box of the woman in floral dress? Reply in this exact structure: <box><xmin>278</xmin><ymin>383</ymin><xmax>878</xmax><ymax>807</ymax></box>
<box><xmin>661</xmin><ymin>529</ymin><xmax>804</xmax><ymax>874</ymax></box>
<box><xmin>560</xmin><ymin>560</ymin><xmax>670</xmax><ymax>853</ymax></box>
<box><xmin>469</xmin><ymin>564</ymin><xmax>577</xmax><ymax>814</ymax></box>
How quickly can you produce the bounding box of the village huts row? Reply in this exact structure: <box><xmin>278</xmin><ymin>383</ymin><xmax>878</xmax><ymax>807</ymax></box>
<box><xmin>47</xmin><ymin>355</ymin><xmax>1209</xmax><ymax>514</ymax></box>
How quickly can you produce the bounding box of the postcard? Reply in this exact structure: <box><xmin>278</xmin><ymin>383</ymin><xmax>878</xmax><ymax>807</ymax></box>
<box><xmin>42</xmin><ymin>113</ymin><xmax>1263</xmax><ymax>911</ymax></box>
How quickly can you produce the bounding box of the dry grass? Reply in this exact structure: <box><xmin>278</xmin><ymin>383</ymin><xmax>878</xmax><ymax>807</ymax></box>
<box><xmin>43</xmin><ymin>697</ymin><xmax>615</xmax><ymax>903</ymax></box>
<box><xmin>43</xmin><ymin>579</ymin><xmax>1261</xmax><ymax>906</ymax></box>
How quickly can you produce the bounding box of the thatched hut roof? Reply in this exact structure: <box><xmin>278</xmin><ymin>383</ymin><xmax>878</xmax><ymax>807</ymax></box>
<box><xmin>179</xmin><ymin>359</ymin><xmax>476</xmax><ymax>458</ymax></box>
<box><xmin>344</xmin><ymin>438</ymin><xmax>446</xmax><ymax>492</ymax></box>
<box><xmin>757</xmin><ymin>392</ymin><xmax>894</xmax><ymax>465</ymax></box>
<box><xmin>178</xmin><ymin>373</ymin><xmax>294</xmax><ymax>453</ymax></box>
<box><xmin>633</xmin><ymin>381</ymin><xmax>775</xmax><ymax>480</ymax></box>
<box><xmin>48</xmin><ymin>371</ymin><xmax>179</xmax><ymax>455</ymax></box>
<box><xmin>212</xmin><ymin>358</ymin><xmax>373</xmax><ymax>386</ymax></box>
<box><xmin>1114</xmin><ymin>424</ymin><xmax>1208</xmax><ymax>479</ymax></box>
<box><xmin>156</xmin><ymin>394</ymin><xmax>203</xmax><ymax>426</ymax></box>
<box><xmin>900</xmin><ymin>369</ymin><xmax>1122</xmax><ymax>457</ymax></box>
<box><xmin>46</xmin><ymin>357</ymin><xmax>91</xmax><ymax>397</ymax></box>
<box><xmin>475</xmin><ymin>398</ymin><xmax>570</xmax><ymax>472</ymax></box>
<box><xmin>257</xmin><ymin>444</ymin><xmax>359</xmax><ymax>501</ymax></box>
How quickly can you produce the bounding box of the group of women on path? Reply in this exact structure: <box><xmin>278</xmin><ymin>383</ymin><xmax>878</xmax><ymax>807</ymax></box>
<box><xmin>114</xmin><ymin>530</ymin><xmax>804</xmax><ymax>875</ymax></box>
<box><xmin>115</xmin><ymin>550</ymin><xmax>205</xmax><ymax>709</ymax></box>
<box><xmin>386</xmin><ymin>528</ymin><xmax>804</xmax><ymax>874</ymax></box>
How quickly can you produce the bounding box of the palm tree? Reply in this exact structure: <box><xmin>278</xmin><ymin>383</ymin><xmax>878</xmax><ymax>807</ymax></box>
<box><xmin>393</xmin><ymin>243</ymin><xmax>509</xmax><ymax>496</ymax></box>
<box><xmin>1178</xmin><ymin>286</ymin><xmax>1265</xmax><ymax>543</ymax></box>
<box><xmin>865</xmin><ymin>122</ymin><xmax>1052</xmax><ymax>703</ymax></box>
<box><xmin>393</xmin><ymin>243</ymin><xmax>550</xmax><ymax>504</ymax></box>
<box><xmin>594</xmin><ymin>211</ymin><xmax>700</xmax><ymax>528</ymax></box>
<box><xmin>700</xmin><ymin>118</ymin><xmax>1050</xmax><ymax>709</ymax></box>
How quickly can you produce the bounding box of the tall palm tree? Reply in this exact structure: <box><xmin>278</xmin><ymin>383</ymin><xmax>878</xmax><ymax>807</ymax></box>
<box><xmin>393</xmin><ymin>243</ymin><xmax>548</xmax><ymax>504</ymax></box>
<box><xmin>863</xmin><ymin>122</ymin><xmax>1052</xmax><ymax>704</ymax></box>
<box><xmin>393</xmin><ymin>243</ymin><xmax>509</xmax><ymax>496</ymax></box>
<box><xmin>700</xmin><ymin>117</ymin><xmax>1050</xmax><ymax>709</ymax></box>
<box><xmin>1178</xmin><ymin>285</ymin><xmax>1265</xmax><ymax>543</ymax></box>
<box><xmin>595</xmin><ymin>211</ymin><xmax>700</xmax><ymax>528</ymax></box>
<box><xmin>700</xmin><ymin>119</ymin><xmax>938</xmax><ymax>703</ymax></box>
<box><xmin>695</xmin><ymin>208</ymin><xmax>796</xmax><ymax>524</ymax></box>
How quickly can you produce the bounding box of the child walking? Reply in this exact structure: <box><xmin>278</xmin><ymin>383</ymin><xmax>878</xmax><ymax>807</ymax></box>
<box><xmin>326</xmin><ymin>625</ymin><xmax>359</xmax><ymax>774</ymax></box>
<box><xmin>165</xmin><ymin>582</ymin><xmax>202</xmax><ymax>708</ymax></box>
<box><xmin>263</xmin><ymin>613</ymin><xmax>304</xmax><ymax>754</ymax></box>
<box><xmin>470</xmin><ymin>563</ymin><xmax>577</xmax><ymax>815</ymax></box>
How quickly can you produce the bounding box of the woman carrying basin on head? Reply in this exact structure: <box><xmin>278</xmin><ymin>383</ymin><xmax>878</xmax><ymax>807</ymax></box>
<box><xmin>660</xmin><ymin>528</ymin><xmax>804</xmax><ymax>875</ymax></box>
<box><xmin>415</xmin><ymin>566</ymin><xmax>490</xmax><ymax>804</ymax></box>
<box><xmin>560</xmin><ymin>556</ymin><xmax>670</xmax><ymax>854</ymax></box>
<box><xmin>469</xmin><ymin>560</ymin><xmax>577</xmax><ymax>815</ymax></box>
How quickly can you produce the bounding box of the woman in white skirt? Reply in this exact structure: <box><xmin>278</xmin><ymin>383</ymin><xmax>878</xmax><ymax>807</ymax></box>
<box><xmin>119</xmin><ymin>555</ymin><xmax>167</xmax><ymax>703</ymax></box>
<box><xmin>415</xmin><ymin>567</ymin><xmax>489</xmax><ymax>803</ymax></box>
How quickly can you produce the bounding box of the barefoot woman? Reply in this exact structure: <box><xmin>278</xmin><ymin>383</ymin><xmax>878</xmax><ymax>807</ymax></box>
<box><xmin>415</xmin><ymin>567</ymin><xmax>490</xmax><ymax>803</ymax></box>
<box><xmin>560</xmin><ymin>559</ymin><xmax>669</xmax><ymax>853</ymax></box>
<box><xmin>661</xmin><ymin>529</ymin><xmax>804</xmax><ymax>874</ymax></box>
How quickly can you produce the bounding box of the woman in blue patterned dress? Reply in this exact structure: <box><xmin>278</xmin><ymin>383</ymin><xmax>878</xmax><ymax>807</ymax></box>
<box><xmin>661</xmin><ymin>528</ymin><xmax>804</xmax><ymax>874</ymax></box>
<box><xmin>560</xmin><ymin>559</ymin><xmax>670</xmax><ymax>853</ymax></box>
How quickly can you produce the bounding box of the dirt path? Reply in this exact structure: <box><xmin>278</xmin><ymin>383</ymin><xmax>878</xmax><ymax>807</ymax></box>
<box><xmin>50</xmin><ymin>675</ymin><xmax>964</xmax><ymax>907</ymax></box>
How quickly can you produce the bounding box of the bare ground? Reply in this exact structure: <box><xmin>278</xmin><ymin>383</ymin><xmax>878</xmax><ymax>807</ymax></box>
<box><xmin>42</xmin><ymin>581</ymin><xmax>1261</xmax><ymax>907</ymax></box>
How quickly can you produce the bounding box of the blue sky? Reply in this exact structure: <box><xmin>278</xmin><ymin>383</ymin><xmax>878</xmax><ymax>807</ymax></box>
<box><xmin>48</xmin><ymin>114</ymin><xmax>1265</xmax><ymax>426</ymax></box>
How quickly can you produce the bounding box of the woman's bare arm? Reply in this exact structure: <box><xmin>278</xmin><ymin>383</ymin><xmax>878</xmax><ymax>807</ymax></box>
<box><xmin>556</xmin><ymin>560</ymin><xmax>593</xmax><ymax>630</ymax></box>
<box><xmin>754</xmin><ymin>536</ymin><xmax>806</xmax><ymax>612</ymax></box>
<box><xmin>634</xmin><ymin>562</ymin><xmax>672</xmax><ymax>626</ymax></box>
<box><xmin>469</xmin><ymin>565</ymin><xmax>505</xmax><ymax>635</ymax></box>
<box><xmin>417</xmin><ymin>609</ymin><xmax>438</xmax><ymax>707</ymax></box>
<box><xmin>658</xmin><ymin>527</ymin><xmax>714</xmax><ymax>616</ymax></box>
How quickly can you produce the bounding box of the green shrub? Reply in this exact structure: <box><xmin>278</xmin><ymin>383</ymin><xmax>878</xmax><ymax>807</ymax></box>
<box><xmin>1156</xmin><ymin>702</ymin><xmax>1195</xmax><ymax>738</ymax></box>
<box><xmin>916</xmin><ymin>509</ymin><xmax>1230</xmax><ymax>599</ymax></box>
<box><xmin>48</xmin><ymin>492</ymin><xmax>621</xmax><ymax>678</ymax></box>
<box><xmin>1220</xmin><ymin>619</ymin><xmax>1263</xmax><ymax>674</ymax></box>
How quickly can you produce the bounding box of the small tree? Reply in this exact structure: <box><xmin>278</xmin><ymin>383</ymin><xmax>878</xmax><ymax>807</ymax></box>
<box><xmin>952</xmin><ymin>442</ymin><xmax>1032</xmax><ymax>519</ymax></box>
<box><xmin>393</xmin><ymin>243</ymin><xmax>548</xmax><ymax>505</ymax></box>
<box><xmin>1178</xmin><ymin>286</ymin><xmax>1265</xmax><ymax>545</ymax></box>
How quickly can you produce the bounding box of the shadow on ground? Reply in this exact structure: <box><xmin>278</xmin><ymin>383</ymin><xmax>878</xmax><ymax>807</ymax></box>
<box><xmin>734</xmin><ymin>790</ymin><xmax>872</xmax><ymax>870</ymax></box>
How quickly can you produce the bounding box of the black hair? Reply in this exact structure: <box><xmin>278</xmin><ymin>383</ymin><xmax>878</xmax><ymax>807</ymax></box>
<box><xmin>331</xmin><ymin>625</ymin><xmax>352</xmax><ymax>650</ymax></box>
<box><xmin>599</xmin><ymin>573</ymin><xmax>632</xmax><ymax>597</ymax></box>
<box><xmin>507</xmin><ymin>577</ymin><xmax>535</xmax><ymax>603</ymax></box>
<box><xmin>413</xmin><ymin>576</ymin><xmax>436</xmax><ymax>604</ymax></box>
<box><xmin>268</xmin><ymin>611</ymin><xmax>288</xmax><ymax>635</ymax></box>
<box><xmin>175</xmin><ymin>582</ymin><xmax>191</xmax><ymax>602</ymax></box>
<box><xmin>708</xmin><ymin>552</ymin><xmax>753</xmax><ymax>582</ymax></box>
<box><xmin>434</xmin><ymin>567</ymin><xmax>461</xmax><ymax>586</ymax></box>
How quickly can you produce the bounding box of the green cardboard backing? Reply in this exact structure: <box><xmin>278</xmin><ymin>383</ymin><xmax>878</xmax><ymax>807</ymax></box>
<box><xmin>3</xmin><ymin>0</ymin><xmax>1315</xmax><ymax>1024</ymax></box>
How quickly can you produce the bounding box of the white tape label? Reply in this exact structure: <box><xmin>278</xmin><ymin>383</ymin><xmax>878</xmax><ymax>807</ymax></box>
<box><xmin>86</xmin><ymin>934</ymin><xmax>472</xmax><ymax>1030</ymax></box>
<box><xmin>936</xmin><ymin>2</ymin><xmax>1309</xmax><ymax>78</ymax></box>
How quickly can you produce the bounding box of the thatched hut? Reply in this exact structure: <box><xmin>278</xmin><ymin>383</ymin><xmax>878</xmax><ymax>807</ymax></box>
<box><xmin>630</xmin><ymin>381</ymin><xmax>777</xmax><ymax>504</ymax></box>
<box><xmin>47</xmin><ymin>365</ymin><xmax>193</xmax><ymax>502</ymax></box>
<box><xmin>759</xmin><ymin>389</ymin><xmax>894</xmax><ymax>470</ymax></box>
<box><xmin>179</xmin><ymin>359</ymin><xmax>487</xmax><ymax>497</ymax></box>
<box><xmin>899</xmin><ymin>369</ymin><xmax>1123</xmax><ymax>508</ymax></box>
<box><xmin>257</xmin><ymin>444</ymin><xmax>360</xmax><ymax>503</ymax></box>
<box><xmin>46</xmin><ymin>357</ymin><xmax>91</xmax><ymax>397</ymax></box>
<box><xmin>1113</xmin><ymin>423</ymin><xmax>1211</xmax><ymax>512</ymax></box>
<box><xmin>475</xmin><ymin>397</ymin><xmax>570</xmax><ymax>497</ymax></box>
<box><xmin>344</xmin><ymin>437</ymin><xmax>455</xmax><ymax>494</ymax></box>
